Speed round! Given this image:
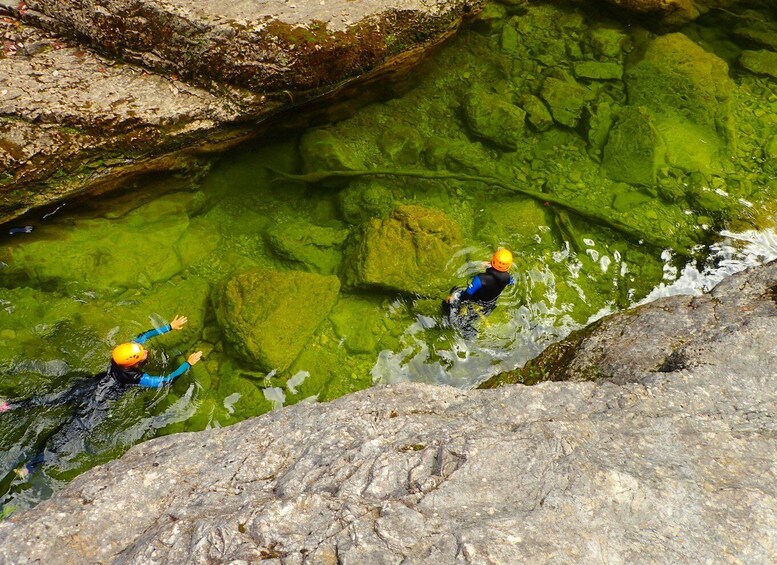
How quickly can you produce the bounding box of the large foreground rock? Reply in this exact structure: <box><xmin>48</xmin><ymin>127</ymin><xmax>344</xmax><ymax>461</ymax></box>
<box><xmin>1</xmin><ymin>261</ymin><xmax>775</xmax><ymax>562</ymax></box>
<box><xmin>0</xmin><ymin>0</ymin><xmax>480</xmax><ymax>223</ymax></box>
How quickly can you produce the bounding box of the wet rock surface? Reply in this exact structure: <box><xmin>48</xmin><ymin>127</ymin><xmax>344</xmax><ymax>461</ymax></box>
<box><xmin>0</xmin><ymin>0</ymin><xmax>479</xmax><ymax>223</ymax></box>
<box><xmin>1</xmin><ymin>261</ymin><xmax>775</xmax><ymax>563</ymax></box>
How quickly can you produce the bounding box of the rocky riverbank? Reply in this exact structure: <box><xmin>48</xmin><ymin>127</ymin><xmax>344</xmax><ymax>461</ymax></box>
<box><xmin>1</xmin><ymin>260</ymin><xmax>774</xmax><ymax>563</ymax></box>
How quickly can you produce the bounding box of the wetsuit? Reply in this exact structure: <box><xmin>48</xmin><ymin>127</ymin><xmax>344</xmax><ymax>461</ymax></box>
<box><xmin>444</xmin><ymin>267</ymin><xmax>515</xmax><ymax>338</ymax></box>
<box><xmin>108</xmin><ymin>324</ymin><xmax>191</xmax><ymax>388</ymax></box>
<box><xmin>2</xmin><ymin>325</ymin><xmax>190</xmax><ymax>477</ymax></box>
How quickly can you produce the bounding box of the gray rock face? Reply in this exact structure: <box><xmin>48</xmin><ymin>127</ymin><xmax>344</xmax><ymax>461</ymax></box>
<box><xmin>1</xmin><ymin>261</ymin><xmax>776</xmax><ymax>563</ymax></box>
<box><xmin>0</xmin><ymin>0</ymin><xmax>479</xmax><ymax>223</ymax></box>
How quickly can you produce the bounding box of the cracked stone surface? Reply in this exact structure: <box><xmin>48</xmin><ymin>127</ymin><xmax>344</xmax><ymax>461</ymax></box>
<box><xmin>1</xmin><ymin>262</ymin><xmax>776</xmax><ymax>563</ymax></box>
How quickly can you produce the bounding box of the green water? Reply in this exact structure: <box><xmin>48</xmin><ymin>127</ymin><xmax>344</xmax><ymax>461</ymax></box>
<box><xmin>1</xmin><ymin>0</ymin><xmax>776</xmax><ymax>514</ymax></box>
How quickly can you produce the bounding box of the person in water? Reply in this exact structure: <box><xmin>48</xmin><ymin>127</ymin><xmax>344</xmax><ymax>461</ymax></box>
<box><xmin>443</xmin><ymin>248</ymin><xmax>515</xmax><ymax>337</ymax></box>
<box><xmin>0</xmin><ymin>315</ymin><xmax>202</xmax><ymax>478</ymax></box>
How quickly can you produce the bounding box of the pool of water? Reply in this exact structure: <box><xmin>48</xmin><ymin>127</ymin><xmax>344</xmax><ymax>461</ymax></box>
<box><xmin>1</xmin><ymin>0</ymin><xmax>776</xmax><ymax>516</ymax></box>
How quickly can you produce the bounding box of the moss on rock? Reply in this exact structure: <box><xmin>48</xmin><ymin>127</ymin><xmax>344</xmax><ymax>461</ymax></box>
<box><xmin>266</xmin><ymin>219</ymin><xmax>349</xmax><ymax>275</ymax></box>
<box><xmin>540</xmin><ymin>76</ymin><xmax>591</xmax><ymax>128</ymax></box>
<box><xmin>212</xmin><ymin>269</ymin><xmax>341</xmax><ymax>372</ymax></box>
<box><xmin>739</xmin><ymin>50</ymin><xmax>777</xmax><ymax>78</ymax></box>
<box><xmin>344</xmin><ymin>205</ymin><xmax>462</xmax><ymax>296</ymax></box>
<box><xmin>463</xmin><ymin>89</ymin><xmax>527</xmax><ymax>150</ymax></box>
<box><xmin>602</xmin><ymin>106</ymin><xmax>665</xmax><ymax>186</ymax></box>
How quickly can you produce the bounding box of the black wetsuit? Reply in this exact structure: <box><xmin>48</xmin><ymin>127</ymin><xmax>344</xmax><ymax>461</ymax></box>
<box><xmin>444</xmin><ymin>267</ymin><xmax>515</xmax><ymax>338</ymax></box>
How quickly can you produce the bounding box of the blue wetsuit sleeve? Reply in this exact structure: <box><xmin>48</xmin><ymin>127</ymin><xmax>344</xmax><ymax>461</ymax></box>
<box><xmin>465</xmin><ymin>275</ymin><xmax>483</xmax><ymax>296</ymax></box>
<box><xmin>509</xmin><ymin>275</ymin><xmax>515</xmax><ymax>285</ymax></box>
<box><xmin>134</xmin><ymin>324</ymin><xmax>172</xmax><ymax>345</ymax></box>
<box><xmin>138</xmin><ymin>362</ymin><xmax>191</xmax><ymax>388</ymax></box>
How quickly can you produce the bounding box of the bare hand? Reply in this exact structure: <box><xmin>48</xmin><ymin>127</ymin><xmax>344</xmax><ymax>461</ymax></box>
<box><xmin>187</xmin><ymin>351</ymin><xmax>203</xmax><ymax>365</ymax></box>
<box><xmin>0</xmin><ymin>400</ymin><xmax>10</xmax><ymax>413</ymax></box>
<box><xmin>170</xmin><ymin>315</ymin><xmax>188</xmax><ymax>331</ymax></box>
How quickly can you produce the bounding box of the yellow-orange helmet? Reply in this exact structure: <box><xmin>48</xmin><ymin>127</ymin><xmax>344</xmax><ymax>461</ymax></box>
<box><xmin>491</xmin><ymin>248</ymin><xmax>513</xmax><ymax>272</ymax></box>
<box><xmin>112</xmin><ymin>342</ymin><xmax>146</xmax><ymax>367</ymax></box>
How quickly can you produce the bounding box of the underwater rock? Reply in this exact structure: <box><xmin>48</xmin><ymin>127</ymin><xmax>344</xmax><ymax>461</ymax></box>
<box><xmin>739</xmin><ymin>50</ymin><xmax>777</xmax><ymax>78</ymax></box>
<box><xmin>602</xmin><ymin>106</ymin><xmax>665</xmax><ymax>186</ymax></box>
<box><xmin>474</xmin><ymin>197</ymin><xmax>552</xmax><ymax>249</ymax></box>
<box><xmin>625</xmin><ymin>33</ymin><xmax>735</xmax><ymax>152</ymax></box>
<box><xmin>600</xmin><ymin>0</ymin><xmax>696</xmax><ymax>22</ymax></box>
<box><xmin>585</xmin><ymin>101</ymin><xmax>615</xmax><ymax>160</ymax></box>
<box><xmin>463</xmin><ymin>89</ymin><xmax>527</xmax><ymax>150</ymax></box>
<box><xmin>345</xmin><ymin>204</ymin><xmax>462</xmax><ymax>296</ymax></box>
<box><xmin>266</xmin><ymin>219</ymin><xmax>349</xmax><ymax>275</ymax></box>
<box><xmin>328</xmin><ymin>296</ymin><xmax>387</xmax><ymax>354</ymax></box>
<box><xmin>540</xmin><ymin>76</ymin><xmax>591</xmax><ymax>128</ymax></box>
<box><xmin>212</xmin><ymin>269</ymin><xmax>340</xmax><ymax>372</ymax></box>
<box><xmin>587</xmin><ymin>26</ymin><xmax>629</xmax><ymax>58</ymax></box>
<box><xmin>338</xmin><ymin>181</ymin><xmax>397</xmax><ymax>225</ymax></box>
<box><xmin>3</xmin><ymin>264</ymin><xmax>776</xmax><ymax>562</ymax></box>
<box><xmin>572</xmin><ymin>61</ymin><xmax>623</xmax><ymax>80</ymax></box>
<box><xmin>299</xmin><ymin>129</ymin><xmax>364</xmax><ymax>174</ymax></box>
<box><xmin>519</xmin><ymin>94</ymin><xmax>554</xmax><ymax>132</ymax></box>
<box><xmin>377</xmin><ymin>126</ymin><xmax>425</xmax><ymax>166</ymax></box>
<box><xmin>733</xmin><ymin>24</ymin><xmax>777</xmax><ymax>50</ymax></box>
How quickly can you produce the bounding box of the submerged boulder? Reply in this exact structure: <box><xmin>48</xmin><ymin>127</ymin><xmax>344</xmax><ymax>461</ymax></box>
<box><xmin>540</xmin><ymin>76</ymin><xmax>591</xmax><ymax>128</ymax></box>
<box><xmin>602</xmin><ymin>107</ymin><xmax>665</xmax><ymax>186</ymax></box>
<box><xmin>212</xmin><ymin>269</ymin><xmax>340</xmax><ymax>372</ymax></box>
<box><xmin>463</xmin><ymin>89</ymin><xmax>527</xmax><ymax>150</ymax></box>
<box><xmin>739</xmin><ymin>50</ymin><xmax>777</xmax><ymax>78</ymax></box>
<box><xmin>266</xmin><ymin>219</ymin><xmax>349</xmax><ymax>275</ymax></box>
<box><xmin>345</xmin><ymin>205</ymin><xmax>462</xmax><ymax>296</ymax></box>
<box><xmin>299</xmin><ymin>129</ymin><xmax>363</xmax><ymax>173</ymax></box>
<box><xmin>625</xmin><ymin>33</ymin><xmax>735</xmax><ymax>152</ymax></box>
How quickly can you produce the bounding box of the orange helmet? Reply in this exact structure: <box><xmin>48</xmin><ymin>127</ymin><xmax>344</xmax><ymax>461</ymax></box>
<box><xmin>112</xmin><ymin>342</ymin><xmax>146</xmax><ymax>367</ymax></box>
<box><xmin>491</xmin><ymin>248</ymin><xmax>513</xmax><ymax>272</ymax></box>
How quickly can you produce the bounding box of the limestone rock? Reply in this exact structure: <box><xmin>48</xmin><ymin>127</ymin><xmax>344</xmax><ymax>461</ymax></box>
<box><xmin>519</xmin><ymin>94</ymin><xmax>554</xmax><ymax>132</ymax></box>
<box><xmin>573</xmin><ymin>60</ymin><xmax>623</xmax><ymax>80</ymax></box>
<box><xmin>299</xmin><ymin>129</ymin><xmax>364</xmax><ymax>173</ymax></box>
<box><xmin>739</xmin><ymin>49</ymin><xmax>777</xmax><ymax>78</ymax></box>
<box><xmin>463</xmin><ymin>89</ymin><xmax>527</xmax><ymax>150</ymax></box>
<box><xmin>212</xmin><ymin>269</ymin><xmax>340</xmax><ymax>371</ymax></box>
<box><xmin>1</xmin><ymin>262</ymin><xmax>776</xmax><ymax>563</ymax></box>
<box><xmin>345</xmin><ymin>205</ymin><xmax>462</xmax><ymax>296</ymax></box>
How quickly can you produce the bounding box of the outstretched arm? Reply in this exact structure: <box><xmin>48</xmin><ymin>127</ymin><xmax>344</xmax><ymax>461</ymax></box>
<box><xmin>465</xmin><ymin>275</ymin><xmax>483</xmax><ymax>296</ymax></box>
<box><xmin>134</xmin><ymin>315</ymin><xmax>189</xmax><ymax>345</ymax></box>
<box><xmin>137</xmin><ymin>351</ymin><xmax>203</xmax><ymax>388</ymax></box>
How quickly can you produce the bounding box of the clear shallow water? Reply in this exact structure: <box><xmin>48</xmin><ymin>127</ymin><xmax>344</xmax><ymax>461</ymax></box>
<box><xmin>1</xmin><ymin>0</ymin><xmax>776</xmax><ymax>515</ymax></box>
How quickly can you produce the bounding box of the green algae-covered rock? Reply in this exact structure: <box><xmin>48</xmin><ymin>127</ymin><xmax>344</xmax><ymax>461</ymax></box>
<box><xmin>588</xmin><ymin>27</ymin><xmax>629</xmax><ymax>58</ymax></box>
<box><xmin>338</xmin><ymin>181</ymin><xmax>396</xmax><ymax>225</ymax></box>
<box><xmin>540</xmin><ymin>77</ymin><xmax>591</xmax><ymax>128</ymax></box>
<box><xmin>520</xmin><ymin>94</ymin><xmax>554</xmax><ymax>132</ymax></box>
<box><xmin>212</xmin><ymin>269</ymin><xmax>340</xmax><ymax>372</ymax></box>
<box><xmin>603</xmin><ymin>107</ymin><xmax>665</xmax><ymax>186</ymax></box>
<box><xmin>377</xmin><ymin>126</ymin><xmax>425</xmax><ymax>166</ymax></box>
<box><xmin>328</xmin><ymin>295</ymin><xmax>388</xmax><ymax>354</ymax></box>
<box><xmin>299</xmin><ymin>129</ymin><xmax>363</xmax><ymax>173</ymax></box>
<box><xmin>573</xmin><ymin>61</ymin><xmax>623</xmax><ymax>80</ymax></box>
<box><xmin>625</xmin><ymin>33</ymin><xmax>735</xmax><ymax>149</ymax></box>
<box><xmin>739</xmin><ymin>50</ymin><xmax>777</xmax><ymax>79</ymax></box>
<box><xmin>463</xmin><ymin>89</ymin><xmax>527</xmax><ymax>150</ymax></box>
<box><xmin>474</xmin><ymin>197</ymin><xmax>552</xmax><ymax>249</ymax></box>
<box><xmin>586</xmin><ymin>101</ymin><xmax>615</xmax><ymax>159</ymax></box>
<box><xmin>734</xmin><ymin>25</ymin><xmax>777</xmax><ymax>50</ymax></box>
<box><xmin>266</xmin><ymin>219</ymin><xmax>349</xmax><ymax>275</ymax></box>
<box><xmin>6</xmin><ymin>196</ymin><xmax>190</xmax><ymax>291</ymax></box>
<box><xmin>345</xmin><ymin>205</ymin><xmax>462</xmax><ymax>296</ymax></box>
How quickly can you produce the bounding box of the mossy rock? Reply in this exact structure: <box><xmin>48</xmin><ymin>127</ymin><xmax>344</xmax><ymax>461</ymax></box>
<box><xmin>739</xmin><ymin>50</ymin><xmax>777</xmax><ymax>78</ymax></box>
<box><xmin>299</xmin><ymin>129</ymin><xmax>363</xmax><ymax>173</ymax></box>
<box><xmin>474</xmin><ymin>197</ymin><xmax>552</xmax><ymax>249</ymax></box>
<box><xmin>540</xmin><ymin>77</ymin><xmax>591</xmax><ymax>128</ymax></box>
<box><xmin>344</xmin><ymin>205</ymin><xmax>462</xmax><ymax>296</ymax></box>
<box><xmin>520</xmin><ymin>94</ymin><xmax>554</xmax><ymax>132</ymax></box>
<box><xmin>734</xmin><ymin>25</ymin><xmax>777</xmax><ymax>50</ymax></box>
<box><xmin>462</xmin><ymin>89</ymin><xmax>527</xmax><ymax>150</ymax></box>
<box><xmin>7</xmin><ymin>202</ymin><xmax>189</xmax><ymax>291</ymax></box>
<box><xmin>266</xmin><ymin>218</ymin><xmax>349</xmax><ymax>275</ymax></box>
<box><xmin>212</xmin><ymin>269</ymin><xmax>340</xmax><ymax>372</ymax></box>
<box><xmin>585</xmin><ymin>101</ymin><xmax>615</xmax><ymax>159</ymax></box>
<box><xmin>588</xmin><ymin>27</ymin><xmax>629</xmax><ymax>58</ymax></box>
<box><xmin>328</xmin><ymin>295</ymin><xmax>388</xmax><ymax>354</ymax></box>
<box><xmin>377</xmin><ymin>126</ymin><xmax>425</xmax><ymax>166</ymax></box>
<box><xmin>625</xmin><ymin>33</ymin><xmax>735</xmax><ymax>149</ymax></box>
<box><xmin>602</xmin><ymin>106</ymin><xmax>665</xmax><ymax>186</ymax></box>
<box><xmin>573</xmin><ymin>61</ymin><xmax>623</xmax><ymax>80</ymax></box>
<box><xmin>338</xmin><ymin>181</ymin><xmax>397</xmax><ymax>225</ymax></box>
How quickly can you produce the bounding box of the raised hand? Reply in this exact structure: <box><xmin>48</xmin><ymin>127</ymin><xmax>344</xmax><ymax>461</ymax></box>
<box><xmin>170</xmin><ymin>315</ymin><xmax>188</xmax><ymax>331</ymax></box>
<box><xmin>187</xmin><ymin>351</ymin><xmax>203</xmax><ymax>365</ymax></box>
